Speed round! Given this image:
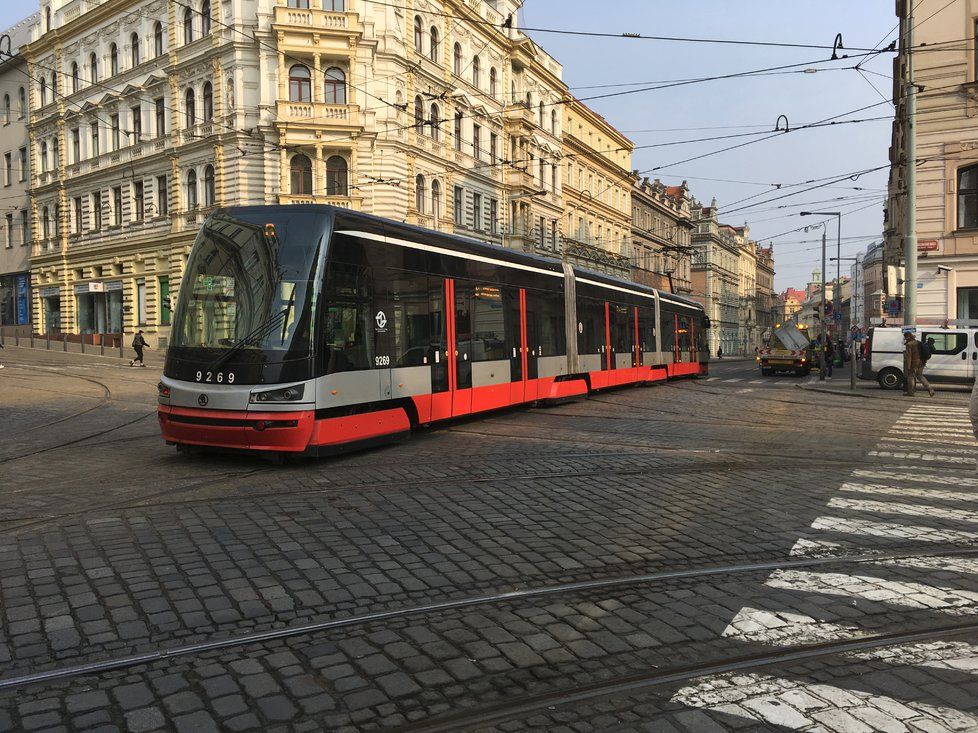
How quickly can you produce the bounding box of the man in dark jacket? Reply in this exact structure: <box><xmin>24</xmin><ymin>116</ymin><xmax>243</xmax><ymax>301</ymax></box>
<box><xmin>130</xmin><ymin>330</ymin><xmax>148</xmax><ymax>367</ymax></box>
<box><xmin>903</xmin><ymin>331</ymin><xmax>934</xmax><ymax>397</ymax></box>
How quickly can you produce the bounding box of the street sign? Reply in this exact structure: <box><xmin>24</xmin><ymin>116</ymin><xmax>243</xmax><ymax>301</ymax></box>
<box><xmin>885</xmin><ymin>298</ymin><xmax>901</xmax><ymax>316</ymax></box>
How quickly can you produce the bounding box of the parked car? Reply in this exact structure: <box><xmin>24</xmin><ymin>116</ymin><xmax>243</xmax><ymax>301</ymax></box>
<box><xmin>862</xmin><ymin>326</ymin><xmax>977</xmax><ymax>389</ymax></box>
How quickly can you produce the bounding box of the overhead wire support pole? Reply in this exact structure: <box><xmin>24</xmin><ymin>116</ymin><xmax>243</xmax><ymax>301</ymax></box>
<box><xmin>821</xmin><ymin>227</ymin><xmax>828</xmax><ymax>381</ymax></box>
<box><xmin>904</xmin><ymin>2</ymin><xmax>918</xmax><ymax>325</ymax></box>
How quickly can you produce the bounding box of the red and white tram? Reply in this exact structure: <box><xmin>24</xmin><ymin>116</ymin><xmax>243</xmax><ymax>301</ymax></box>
<box><xmin>158</xmin><ymin>206</ymin><xmax>709</xmax><ymax>455</ymax></box>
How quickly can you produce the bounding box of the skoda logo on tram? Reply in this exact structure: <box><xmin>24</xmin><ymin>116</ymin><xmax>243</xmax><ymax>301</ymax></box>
<box><xmin>197</xmin><ymin>393</ymin><xmax>209</xmax><ymax>407</ymax></box>
<box><xmin>375</xmin><ymin>310</ymin><xmax>387</xmax><ymax>329</ymax></box>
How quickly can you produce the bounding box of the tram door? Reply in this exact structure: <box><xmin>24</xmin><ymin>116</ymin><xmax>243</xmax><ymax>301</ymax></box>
<box><xmin>509</xmin><ymin>289</ymin><xmax>525</xmax><ymax>404</ymax></box>
<box><xmin>429</xmin><ymin>278</ymin><xmax>453</xmax><ymax>422</ymax></box>
<box><xmin>451</xmin><ymin>280</ymin><xmax>472</xmax><ymax>416</ymax></box>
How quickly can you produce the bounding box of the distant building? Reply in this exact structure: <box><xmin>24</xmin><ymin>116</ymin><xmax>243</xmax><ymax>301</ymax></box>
<box><xmin>0</xmin><ymin>14</ymin><xmax>37</xmax><ymax>332</ymax></box>
<box><xmin>630</xmin><ymin>176</ymin><xmax>692</xmax><ymax>293</ymax></box>
<box><xmin>690</xmin><ymin>199</ymin><xmax>741</xmax><ymax>355</ymax></box>
<box><xmin>755</xmin><ymin>245</ymin><xmax>775</xmax><ymax>333</ymax></box>
<box><xmin>777</xmin><ymin>287</ymin><xmax>806</xmax><ymax>324</ymax></box>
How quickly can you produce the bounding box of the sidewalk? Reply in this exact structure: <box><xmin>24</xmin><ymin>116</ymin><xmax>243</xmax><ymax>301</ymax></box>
<box><xmin>797</xmin><ymin>372</ymin><xmax>971</xmax><ymax>402</ymax></box>
<box><xmin>1</xmin><ymin>343</ymin><xmax>165</xmax><ymax>369</ymax></box>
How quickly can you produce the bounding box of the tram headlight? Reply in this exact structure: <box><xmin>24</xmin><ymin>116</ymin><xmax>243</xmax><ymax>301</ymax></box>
<box><xmin>249</xmin><ymin>384</ymin><xmax>305</xmax><ymax>403</ymax></box>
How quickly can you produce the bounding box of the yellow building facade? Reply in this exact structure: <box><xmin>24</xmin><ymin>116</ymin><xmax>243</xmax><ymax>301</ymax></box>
<box><xmin>561</xmin><ymin>97</ymin><xmax>633</xmax><ymax>276</ymax></box>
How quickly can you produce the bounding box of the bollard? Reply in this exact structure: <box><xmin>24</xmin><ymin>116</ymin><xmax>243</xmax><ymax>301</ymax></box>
<box><xmin>63</xmin><ymin>334</ymin><xmax>67</xmax><ymax>351</ymax></box>
<box><xmin>80</xmin><ymin>336</ymin><xmax>85</xmax><ymax>354</ymax></box>
<box><xmin>119</xmin><ymin>338</ymin><xmax>123</xmax><ymax>358</ymax></box>
<box><xmin>46</xmin><ymin>331</ymin><xmax>50</xmax><ymax>350</ymax></box>
<box><xmin>14</xmin><ymin>332</ymin><xmax>19</xmax><ymax>346</ymax></box>
<box><xmin>100</xmin><ymin>339</ymin><xmax>105</xmax><ymax>356</ymax></box>
<box><xmin>30</xmin><ymin>332</ymin><xmax>34</xmax><ymax>348</ymax></box>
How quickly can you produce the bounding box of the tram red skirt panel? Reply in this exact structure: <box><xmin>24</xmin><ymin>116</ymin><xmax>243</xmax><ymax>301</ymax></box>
<box><xmin>311</xmin><ymin>408</ymin><xmax>411</xmax><ymax>447</ymax></box>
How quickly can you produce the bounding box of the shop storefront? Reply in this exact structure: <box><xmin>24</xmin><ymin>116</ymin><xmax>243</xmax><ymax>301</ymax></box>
<box><xmin>39</xmin><ymin>285</ymin><xmax>61</xmax><ymax>333</ymax></box>
<box><xmin>75</xmin><ymin>281</ymin><xmax>123</xmax><ymax>334</ymax></box>
<box><xmin>0</xmin><ymin>272</ymin><xmax>30</xmax><ymax>327</ymax></box>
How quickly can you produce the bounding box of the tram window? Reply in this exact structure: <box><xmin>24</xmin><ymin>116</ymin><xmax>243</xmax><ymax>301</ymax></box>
<box><xmin>638</xmin><ymin>307</ymin><xmax>654</xmax><ymax>351</ymax></box>
<box><xmin>612</xmin><ymin>304</ymin><xmax>631</xmax><ymax>353</ymax></box>
<box><xmin>660</xmin><ymin>306</ymin><xmax>676</xmax><ymax>354</ymax></box>
<box><xmin>322</xmin><ymin>261</ymin><xmax>374</xmax><ymax>372</ymax></box>
<box><xmin>677</xmin><ymin>315</ymin><xmax>692</xmax><ymax>352</ymax></box>
<box><xmin>577</xmin><ymin>296</ymin><xmax>604</xmax><ymax>354</ymax></box>
<box><xmin>530</xmin><ymin>289</ymin><xmax>566</xmax><ymax>357</ymax></box>
<box><xmin>456</xmin><ymin>281</ymin><xmax>507</xmax><ymax>362</ymax></box>
<box><xmin>387</xmin><ymin>270</ymin><xmax>431</xmax><ymax>367</ymax></box>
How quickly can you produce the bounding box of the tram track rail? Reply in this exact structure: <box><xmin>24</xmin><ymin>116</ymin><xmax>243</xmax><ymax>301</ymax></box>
<box><xmin>397</xmin><ymin>620</ymin><xmax>978</xmax><ymax>732</ymax></box>
<box><xmin>3</xmin><ymin>544</ymin><xmax>978</xmax><ymax>694</ymax></box>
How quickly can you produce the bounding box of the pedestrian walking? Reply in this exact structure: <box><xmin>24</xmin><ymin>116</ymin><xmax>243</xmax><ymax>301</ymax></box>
<box><xmin>825</xmin><ymin>340</ymin><xmax>835</xmax><ymax>378</ymax></box>
<box><xmin>129</xmin><ymin>330</ymin><xmax>148</xmax><ymax>367</ymax></box>
<box><xmin>902</xmin><ymin>331</ymin><xmax>935</xmax><ymax>397</ymax></box>
<box><xmin>0</xmin><ymin>340</ymin><xmax>5</xmax><ymax>369</ymax></box>
<box><xmin>717</xmin><ymin>346</ymin><xmax>723</xmax><ymax>359</ymax></box>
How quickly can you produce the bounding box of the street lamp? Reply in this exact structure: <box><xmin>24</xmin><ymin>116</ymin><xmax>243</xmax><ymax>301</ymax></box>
<box><xmin>801</xmin><ymin>211</ymin><xmax>841</xmax><ymax>380</ymax></box>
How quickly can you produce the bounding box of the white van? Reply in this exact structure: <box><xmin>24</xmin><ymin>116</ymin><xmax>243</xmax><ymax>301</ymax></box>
<box><xmin>862</xmin><ymin>326</ymin><xmax>977</xmax><ymax>389</ymax></box>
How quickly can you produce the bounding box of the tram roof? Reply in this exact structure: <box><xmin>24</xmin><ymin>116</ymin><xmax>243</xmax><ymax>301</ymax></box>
<box><xmin>214</xmin><ymin>205</ymin><xmax>703</xmax><ymax>312</ymax></box>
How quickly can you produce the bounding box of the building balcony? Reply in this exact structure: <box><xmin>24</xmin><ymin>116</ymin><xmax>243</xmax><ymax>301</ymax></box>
<box><xmin>504</xmin><ymin>167</ymin><xmax>537</xmax><ymax>192</ymax></box>
<box><xmin>31</xmin><ymin>238</ymin><xmax>63</xmax><ymax>258</ymax></box>
<box><xmin>273</xmin><ymin>5</ymin><xmax>361</xmax><ymax>39</ymax></box>
<box><xmin>275</xmin><ymin>101</ymin><xmax>361</xmax><ymax>131</ymax></box>
<box><xmin>502</xmin><ymin>102</ymin><xmax>537</xmax><ymax>134</ymax></box>
<box><xmin>276</xmin><ymin>194</ymin><xmax>361</xmax><ymax>210</ymax></box>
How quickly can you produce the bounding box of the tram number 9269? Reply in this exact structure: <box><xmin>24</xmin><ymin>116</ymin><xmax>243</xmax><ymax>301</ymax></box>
<box><xmin>195</xmin><ymin>371</ymin><xmax>235</xmax><ymax>384</ymax></box>
<box><xmin>374</xmin><ymin>356</ymin><xmax>390</xmax><ymax>367</ymax></box>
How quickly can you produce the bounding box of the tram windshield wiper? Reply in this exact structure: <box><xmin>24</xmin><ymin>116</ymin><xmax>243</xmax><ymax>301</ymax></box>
<box><xmin>203</xmin><ymin>308</ymin><xmax>291</xmax><ymax>374</ymax></box>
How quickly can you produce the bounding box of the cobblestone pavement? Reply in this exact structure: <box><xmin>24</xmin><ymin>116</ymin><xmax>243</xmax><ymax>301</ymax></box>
<box><xmin>0</xmin><ymin>351</ymin><xmax>976</xmax><ymax>732</ymax></box>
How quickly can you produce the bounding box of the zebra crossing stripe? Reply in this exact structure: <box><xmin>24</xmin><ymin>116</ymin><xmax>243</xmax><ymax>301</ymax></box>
<box><xmin>838</xmin><ymin>481</ymin><xmax>978</xmax><ymax>503</ymax></box>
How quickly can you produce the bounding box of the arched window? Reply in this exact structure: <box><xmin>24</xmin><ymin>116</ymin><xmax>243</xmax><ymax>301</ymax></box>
<box><xmin>472</xmin><ymin>55</ymin><xmax>480</xmax><ymax>87</ymax></box>
<box><xmin>959</xmin><ymin>165</ymin><xmax>978</xmax><ymax>228</ymax></box>
<box><xmin>40</xmin><ymin>77</ymin><xmax>46</xmax><ymax>106</ymax></box>
<box><xmin>431</xmin><ymin>179</ymin><xmax>441</xmax><ymax>220</ymax></box>
<box><xmin>130</xmin><ymin>33</ymin><xmax>140</xmax><ymax>67</ymax></box>
<box><xmin>17</xmin><ymin>88</ymin><xmax>25</xmax><ymax>118</ymax></box>
<box><xmin>183</xmin><ymin>8</ymin><xmax>194</xmax><ymax>44</ymax></box>
<box><xmin>42</xmin><ymin>206</ymin><xmax>50</xmax><ymax>238</ymax></box>
<box><xmin>326</xmin><ymin>155</ymin><xmax>348</xmax><ymax>196</ymax></box>
<box><xmin>89</xmin><ymin>52</ymin><xmax>98</xmax><ymax>84</ymax></box>
<box><xmin>415</xmin><ymin>174</ymin><xmax>426</xmax><ymax>213</ymax></box>
<box><xmin>40</xmin><ymin>141</ymin><xmax>48</xmax><ymax>172</ymax></box>
<box><xmin>429</xmin><ymin>103</ymin><xmax>440</xmax><ymax>141</ymax></box>
<box><xmin>551</xmin><ymin>109</ymin><xmax>557</xmax><ymax>135</ymax></box>
<box><xmin>200</xmin><ymin>0</ymin><xmax>211</xmax><ymax>35</ymax></box>
<box><xmin>45</xmin><ymin>7</ymin><xmax>51</xmax><ymax>32</ymax></box>
<box><xmin>413</xmin><ymin>95</ymin><xmax>424</xmax><ymax>132</ymax></box>
<box><xmin>184</xmin><ymin>87</ymin><xmax>195</xmax><ymax>127</ymax></box>
<box><xmin>2</xmin><ymin>94</ymin><xmax>8</xmax><ymax>122</ymax></box>
<box><xmin>289</xmin><ymin>65</ymin><xmax>311</xmax><ymax>102</ymax></box>
<box><xmin>414</xmin><ymin>16</ymin><xmax>423</xmax><ymax>54</ymax></box>
<box><xmin>453</xmin><ymin>43</ymin><xmax>462</xmax><ymax>76</ymax></box>
<box><xmin>51</xmin><ymin>72</ymin><xmax>57</xmax><ymax>97</ymax></box>
<box><xmin>290</xmin><ymin>154</ymin><xmax>312</xmax><ymax>195</ymax></box>
<box><xmin>203</xmin><ymin>164</ymin><xmax>215</xmax><ymax>205</ymax></box>
<box><xmin>489</xmin><ymin>67</ymin><xmax>497</xmax><ymax>98</ymax></box>
<box><xmin>429</xmin><ymin>27</ymin><xmax>439</xmax><ymax>63</ymax></box>
<box><xmin>202</xmin><ymin>81</ymin><xmax>213</xmax><ymax>120</ymax></box>
<box><xmin>110</xmin><ymin>44</ymin><xmax>119</xmax><ymax>76</ymax></box>
<box><xmin>324</xmin><ymin>67</ymin><xmax>345</xmax><ymax>104</ymax></box>
<box><xmin>71</xmin><ymin>63</ymin><xmax>79</xmax><ymax>94</ymax></box>
<box><xmin>186</xmin><ymin>169</ymin><xmax>198</xmax><ymax>208</ymax></box>
<box><xmin>154</xmin><ymin>22</ymin><xmax>164</xmax><ymax>56</ymax></box>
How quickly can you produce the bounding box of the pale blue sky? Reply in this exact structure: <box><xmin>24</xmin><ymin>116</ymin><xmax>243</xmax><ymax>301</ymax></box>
<box><xmin>0</xmin><ymin>0</ymin><xmax>899</xmax><ymax>289</ymax></box>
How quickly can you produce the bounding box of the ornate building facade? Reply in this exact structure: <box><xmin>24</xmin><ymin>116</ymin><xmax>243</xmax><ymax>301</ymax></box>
<box><xmin>690</xmin><ymin>200</ymin><xmax>740</xmax><ymax>355</ymax></box>
<box><xmin>630</xmin><ymin>176</ymin><xmax>692</xmax><ymax>293</ymax></box>
<box><xmin>561</xmin><ymin>95</ymin><xmax>632</xmax><ymax>276</ymax></box>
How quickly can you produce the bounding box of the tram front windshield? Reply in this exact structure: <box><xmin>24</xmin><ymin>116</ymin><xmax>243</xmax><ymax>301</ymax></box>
<box><xmin>166</xmin><ymin>210</ymin><xmax>328</xmax><ymax>385</ymax></box>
